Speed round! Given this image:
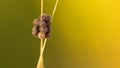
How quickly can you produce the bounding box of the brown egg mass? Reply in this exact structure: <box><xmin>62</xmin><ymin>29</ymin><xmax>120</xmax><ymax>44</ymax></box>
<box><xmin>32</xmin><ymin>14</ymin><xmax>51</xmax><ymax>39</ymax></box>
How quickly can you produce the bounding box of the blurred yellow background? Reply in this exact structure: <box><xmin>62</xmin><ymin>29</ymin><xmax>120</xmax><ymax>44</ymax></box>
<box><xmin>0</xmin><ymin>0</ymin><xmax>120</xmax><ymax>68</ymax></box>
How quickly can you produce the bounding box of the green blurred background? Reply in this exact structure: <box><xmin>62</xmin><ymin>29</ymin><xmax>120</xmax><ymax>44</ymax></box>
<box><xmin>0</xmin><ymin>0</ymin><xmax>120</xmax><ymax>68</ymax></box>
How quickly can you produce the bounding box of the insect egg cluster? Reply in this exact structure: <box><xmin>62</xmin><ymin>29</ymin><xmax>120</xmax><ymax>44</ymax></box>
<box><xmin>32</xmin><ymin>14</ymin><xmax>51</xmax><ymax>39</ymax></box>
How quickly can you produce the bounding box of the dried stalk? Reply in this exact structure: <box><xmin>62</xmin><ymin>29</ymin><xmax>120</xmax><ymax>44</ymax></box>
<box><xmin>51</xmin><ymin>0</ymin><xmax>59</xmax><ymax>22</ymax></box>
<box><xmin>37</xmin><ymin>0</ymin><xmax>44</xmax><ymax>67</ymax></box>
<box><xmin>37</xmin><ymin>39</ymin><xmax>44</xmax><ymax>68</ymax></box>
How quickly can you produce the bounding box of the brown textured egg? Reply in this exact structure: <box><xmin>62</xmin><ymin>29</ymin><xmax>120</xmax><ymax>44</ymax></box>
<box><xmin>42</xmin><ymin>14</ymin><xmax>51</xmax><ymax>23</ymax></box>
<box><xmin>39</xmin><ymin>20</ymin><xmax>46</xmax><ymax>28</ymax></box>
<box><xmin>32</xmin><ymin>26</ymin><xmax>39</xmax><ymax>37</ymax></box>
<box><xmin>33</xmin><ymin>19</ymin><xmax>40</xmax><ymax>26</ymax></box>
<box><xmin>38</xmin><ymin>32</ymin><xmax>45</xmax><ymax>39</ymax></box>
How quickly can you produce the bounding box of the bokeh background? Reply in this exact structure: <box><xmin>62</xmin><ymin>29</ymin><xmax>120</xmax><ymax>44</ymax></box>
<box><xmin>0</xmin><ymin>0</ymin><xmax>120</xmax><ymax>68</ymax></box>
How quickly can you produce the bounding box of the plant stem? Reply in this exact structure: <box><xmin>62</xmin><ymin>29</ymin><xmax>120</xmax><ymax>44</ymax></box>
<box><xmin>41</xmin><ymin>0</ymin><xmax>43</xmax><ymax>19</ymax></box>
<box><xmin>42</xmin><ymin>39</ymin><xmax>47</xmax><ymax>54</ymax></box>
<box><xmin>51</xmin><ymin>0</ymin><xmax>59</xmax><ymax>21</ymax></box>
<box><xmin>37</xmin><ymin>38</ymin><xmax>47</xmax><ymax>68</ymax></box>
<box><xmin>37</xmin><ymin>39</ymin><xmax>44</xmax><ymax>68</ymax></box>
